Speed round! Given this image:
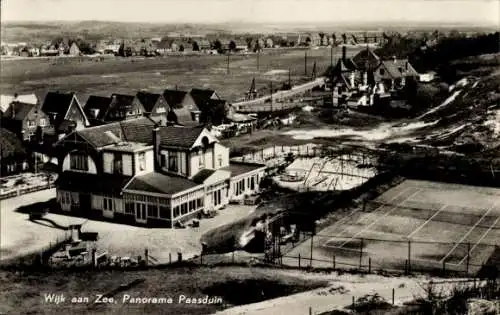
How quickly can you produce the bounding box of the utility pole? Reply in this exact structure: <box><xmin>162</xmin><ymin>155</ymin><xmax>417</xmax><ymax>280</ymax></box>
<box><xmin>288</xmin><ymin>68</ymin><xmax>291</xmax><ymax>88</ymax></box>
<box><xmin>257</xmin><ymin>50</ymin><xmax>260</xmax><ymax>70</ymax></box>
<box><xmin>270</xmin><ymin>81</ymin><xmax>273</xmax><ymax>112</ymax></box>
<box><xmin>330</xmin><ymin>44</ymin><xmax>333</xmax><ymax>69</ymax></box>
<box><xmin>304</xmin><ymin>51</ymin><xmax>307</xmax><ymax>76</ymax></box>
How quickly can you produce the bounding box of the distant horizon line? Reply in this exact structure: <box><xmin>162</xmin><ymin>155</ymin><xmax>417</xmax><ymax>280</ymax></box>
<box><xmin>1</xmin><ymin>19</ymin><xmax>497</xmax><ymax>28</ymax></box>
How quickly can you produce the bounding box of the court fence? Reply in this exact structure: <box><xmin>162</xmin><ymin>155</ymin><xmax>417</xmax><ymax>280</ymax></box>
<box><xmin>277</xmin><ymin>230</ymin><xmax>499</xmax><ymax>279</ymax></box>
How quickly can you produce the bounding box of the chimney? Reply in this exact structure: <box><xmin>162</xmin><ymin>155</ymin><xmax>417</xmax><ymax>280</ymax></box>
<box><xmin>342</xmin><ymin>46</ymin><xmax>346</xmax><ymax>62</ymax></box>
<box><xmin>152</xmin><ymin>125</ymin><xmax>161</xmax><ymax>172</ymax></box>
<box><xmin>11</xmin><ymin>102</ymin><xmax>16</xmax><ymax>119</ymax></box>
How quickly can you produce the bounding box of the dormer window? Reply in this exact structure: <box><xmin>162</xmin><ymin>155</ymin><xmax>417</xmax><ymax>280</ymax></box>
<box><xmin>70</xmin><ymin>153</ymin><xmax>88</xmax><ymax>171</ymax></box>
<box><xmin>113</xmin><ymin>154</ymin><xmax>123</xmax><ymax>174</ymax></box>
<box><xmin>138</xmin><ymin>152</ymin><xmax>146</xmax><ymax>171</ymax></box>
<box><xmin>199</xmin><ymin>149</ymin><xmax>205</xmax><ymax>168</ymax></box>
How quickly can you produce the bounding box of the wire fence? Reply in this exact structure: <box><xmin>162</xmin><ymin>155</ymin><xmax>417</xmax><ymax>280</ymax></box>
<box><xmin>0</xmin><ymin>173</ymin><xmax>57</xmax><ymax>200</ymax></box>
<box><xmin>275</xmin><ymin>228</ymin><xmax>499</xmax><ymax>278</ymax></box>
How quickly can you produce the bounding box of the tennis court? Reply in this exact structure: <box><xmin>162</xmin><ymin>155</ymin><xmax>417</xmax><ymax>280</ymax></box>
<box><xmin>284</xmin><ymin>179</ymin><xmax>500</xmax><ymax>275</ymax></box>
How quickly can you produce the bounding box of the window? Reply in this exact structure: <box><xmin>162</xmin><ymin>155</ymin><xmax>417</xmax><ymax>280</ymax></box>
<box><xmin>113</xmin><ymin>154</ymin><xmax>123</xmax><ymax>174</ymax></box>
<box><xmin>70</xmin><ymin>154</ymin><xmax>88</xmax><ymax>171</ymax></box>
<box><xmin>199</xmin><ymin>150</ymin><xmax>205</xmax><ymax>168</ymax></box>
<box><xmin>138</xmin><ymin>152</ymin><xmax>146</xmax><ymax>171</ymax></box>
<box><xmin>196</xmin><ymin>198</ymin><xmax>203</xmax><ymax>208</ymax></box>
<box><xmin>174</xmin><ymin>206</ymin><xmax>180</xmax><ymax>218</ymax></box>
<box><xmin>128</xmin><ymin>110</ymin><xmax>134</xmax><ymax>115</ymax></box>
<box><xmin>160</xmin><ymin>154</ymin><xmax>166</xmax><ymax>167</ymax></box>
<box><xmin>217</xmin><ymin>154</ymin><xmax>223</xmax><ymax>167</ymax></box>
<box><xmin>103</xmin><ymin>198</ymin><xmax>113</xmax><ymax>211</ymax></box>
<box><xmin>181</xmin><ymin>203</ymin><xmax>187</xmax><ymax>215</ymax></box>
<box><xmin>27</xmin><ymin>120</ymin><xmax>36</xmax><ymax>128</ymax></box>
<box><xmin>169</xmin><ymin>154</ymin><xmax>178</xmax><ymax>172</ymax></box>
<box><xmin>159</xmin><ymin>206</ymin><xmax>171</xmax><ymax>219</ymax></box>
<box><xmin>250</xmin><ymin>176</ymin><xmax>255</xmax><ymax>190</ymax></box>
<box><xmin>156</xmin><ymin>107</ymin><xmax>166</xmax><ymax>113</ymax></box>
<box><xmin>125</xmin><ymin>202</ymin><xmax>134</xmax><ymax>214</ymax></box>
<box><xmin>39</xmin><ymin>118</ymin><xmax>47</xmax><ymax>127</ymax></box>
<box><xmin>147</xmin><ymin>204</ymin><xmax>158</xmax><ymax>218</ymax></box>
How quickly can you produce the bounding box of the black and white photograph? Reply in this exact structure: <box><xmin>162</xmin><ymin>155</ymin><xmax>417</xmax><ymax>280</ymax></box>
<box><xmin>0</xmin><ymin>0</ymin><xmax>499</xmax><ymax>314</ymax></box>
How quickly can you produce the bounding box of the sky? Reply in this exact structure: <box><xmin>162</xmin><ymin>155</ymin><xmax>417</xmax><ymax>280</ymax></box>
<box><xmin>1</xmin><ymin>0</ymin><xmax>499</xmax><ymax>26</ymax></box>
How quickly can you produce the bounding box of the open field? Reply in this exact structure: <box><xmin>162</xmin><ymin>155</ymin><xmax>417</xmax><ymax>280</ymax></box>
<box><xmin>285</xmin><ymin>179</ymin><xmax>500</xmax><ymax>275</ymax></box>
<box><xmin>0</xmin><ymin>47</ymin><xmax>361</xmax><ymax>103</ymax></box>
<box><xmin>0</xmin><ymin>189</ymin><xmax>256</xmax><ymax>264</ymax></box>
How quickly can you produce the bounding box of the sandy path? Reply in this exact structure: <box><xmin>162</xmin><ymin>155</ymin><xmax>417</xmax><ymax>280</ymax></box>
<box><xmin>215</xmin><ymin>272</ymin><xmax>477</xmax><ymax>315</ymax></box>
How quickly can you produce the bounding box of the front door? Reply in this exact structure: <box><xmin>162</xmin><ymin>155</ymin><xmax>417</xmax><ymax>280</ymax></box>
<box><xmin>136</xmin><ymin>203</ymin><xmax>147</xmax><ymax>223</ymax></box>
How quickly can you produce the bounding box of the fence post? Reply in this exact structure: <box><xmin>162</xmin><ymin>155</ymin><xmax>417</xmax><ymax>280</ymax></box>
<box><xmin>368</xmin><ymin>257</ymin><xmax>371</xmax><ymax>273</ymax></box>
<box><xmin>178</xmin><ymin>252</ymin><xmax>182</xmax><ymax>262</ymax></box>
<box><xmin>466</xmin><ymin>242</ymin><xmax>471</xmax><ymax>275</ymax></box>
<box><xmin>169</xmin><ymin>253</ymin><xmax>172</xmax><ymax>264</ymax></box>
<box><xmin>408</xmin><ymin>240</ymin><xmax>411</xmax><ymax>274</ymax></box>
<box><xmin>405</xmin><ymin>260</ymin><xmax>408</xmax><ymax>275</ymax></box>
<box><xmin>333</xmin><ymin>255</ymin><xmax>336</xmax><ymax>270</ymax></box>
<box><xmin>392</xmin><ymin>288</ymin><xmax>395</xmax><ymax>305</ymax></box>
<box><xmin>310</xmin><ymin>233</ymin><xmax>314</xmax><ymax>268</ymax></box>
<box><xmin>359</xmin><ymin>238</ymin><xmax>364</xmax><ymax>270</ymax></box>
<box><xmin>352</xmin><ymin>296</ymin><xmax>355</xmax><ymax>308</ymax></box>
<box><xmin>145</xmin><ymin>248</ymin><xmax>149</xmax><ymax>266</ymax></box>
<box><xmin>299</xmin><ymin>254</ymin><xmax>301</xmax><ymax>268</ymax></box>
<box><xmin>309</xmin><ymin>306</ymin><xmax>312</xmax><ymax>315</ymax></box>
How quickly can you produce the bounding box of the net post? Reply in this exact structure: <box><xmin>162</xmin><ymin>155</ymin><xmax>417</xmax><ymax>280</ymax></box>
<box><xmin>359</xmin><ymin>238</ymin><xmax>364</xmax><ymax>270</ymax></box>
<box><xmin>466</xmin><ymin>242</ymin><xmax>471</xmax><ymax>275</ymax></box>
<box><xmin>408</xmin><ymin>240</ymin><xmax>411</xmax><ymax>274</ymax></box>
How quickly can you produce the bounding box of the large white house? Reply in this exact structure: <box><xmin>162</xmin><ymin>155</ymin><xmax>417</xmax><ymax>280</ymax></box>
<box><xmin>54</xmin><ymin>117</ymin><xmax>266</xmax><ymax>227</ymax></box>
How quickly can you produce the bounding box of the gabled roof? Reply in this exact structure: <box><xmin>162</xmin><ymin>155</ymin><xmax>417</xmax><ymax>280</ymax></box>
<box><xmin>0</xmin><ymin>94</ymin><xmax>38</xmax><ymax>113</ymax></box>
<box><xmin>163</xmin><ymin>89</ymin><xmax>188</xmax><ymax>109</ymax></box>
<box><xmin>0</xmin><ymin>127</ymin><xmax>26</xmax><ymax>158</ymax></box>
<box><xmin>158</xmin><ymin>126</ymin><xmax>205</xmax><ymax>149</ymax></box>
<box><xmin>3</xmin><ymin>102</ymin><xmax>35</xmax><ymax>121</ymax></box>
<box><xmin>74</xmin><ymin>117</ymin><xmax>157</xmax><ymax>148</ymax></box>
<box><xmin>380</xmin><ymin>59</ymin><xmax>419</xmax><ymax>79</ymax></box>
<box><xmin>84</xmin><ymin>95</ymin><xmax>113</xmax><ymax>120</ymax></box>
<box><xmin>110</xmin><ymin>94</ymin><xmax>136</xmax><ymax>109</ymax></box>
<box><xmin>190</xmin><ymin>169</ymin><xmax>216</xmax><ymax>184</ymax></box>
<box><xmin>190</xmin><ymin>88</ymin><xmax>219</xmax><ymax>106</ymax></box>
<box><xmin>41</xmin><ymin>91</ymin><xmax>74</xmax><ymax>116</ymax></box>
<box><xmin>136</xmin><ymin>91</ymin><xmax>162</xmax><ymax>113</ymax></box>
<box><xmin>196</xmin><ymin>99</ymin><xmax>226</xmax><ymax>113</ymax></box>
<box><xmin>352</xmin><ymin>48</ymin><xmax>381</xmax><ymax>71</ymax></box>
<box><xmin>124</xmin><ymin>172</ymin><xmax>200</xmax><ymax>195</ymax></box>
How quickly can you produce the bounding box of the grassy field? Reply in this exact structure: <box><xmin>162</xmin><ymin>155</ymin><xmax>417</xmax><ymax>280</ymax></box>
<box><xmin>0</xmin><ymin>266</ymin><xmax>328</xmax><ymax>315</ymax></box>
<box><xmin>0</xmin><ymin>47</ymin><xmax>361</xmax><ymax>104</ymax></box>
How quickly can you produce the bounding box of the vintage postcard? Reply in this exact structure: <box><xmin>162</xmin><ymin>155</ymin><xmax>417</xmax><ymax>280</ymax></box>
<box><xmin>0</xmin><ymin>0</ymin><xmax>499</xmax><ymax>314</ymax></box>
